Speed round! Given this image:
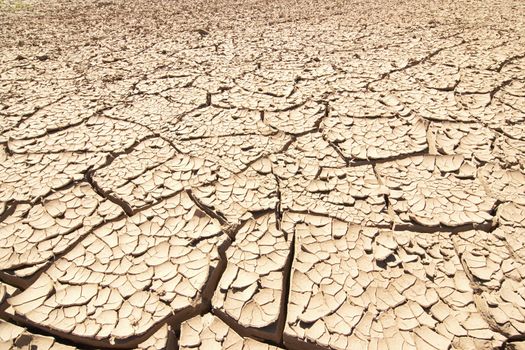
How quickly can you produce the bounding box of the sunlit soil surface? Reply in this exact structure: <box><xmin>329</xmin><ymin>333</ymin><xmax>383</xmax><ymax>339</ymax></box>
<box><xmin>1</xmin><ymin>0</ymin><xmax>525</xmax><ymax>349</ymax></box>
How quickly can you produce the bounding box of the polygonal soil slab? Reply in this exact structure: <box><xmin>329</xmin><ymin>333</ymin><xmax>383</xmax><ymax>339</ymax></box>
<box><xmin>0</xmin><ymin>93</ymin><xmax>66</xmax><ymax>143</ymax></box>
<box><xmin>398</xmin><ymin>89</ymin><xmax>478</xmax><ymax>123</ymax></box>
<box><xmin>370</xmin><ymin>62</ymin><xmax>460</xmax><ymax>92</ymax></box>
<box><xmin>329</xmin><ymin>93</ymin><xmax>410</xmax><ymax>119</ymax></box>
<box><xmin>7</xmin><ymin>192</ymin><xmax>229</xmax><ymax>348</ymax></box>
<box><xmin>482</xmin><ymin>94</ymin><xmax>525</xmax><ymax>142</ymax></box>
<box><xmin>213</xmin><ymin>86</ymin><xmax>305</xmax><ymax>112</ymax></box>
<box><xmin>234</xmin><ymin>72</ymin><xmax>296</xmax><ymax>98</ymax></box>
<box><xmin>92</xmin><ymin>137</ymin><xmax>218</xmax><ymax>214</ymax></box>
<box><xmin>281</xmin><ymin>165</ymin><xmax>390</xmax><ymax>226</ymax></box>
<box><xmin>167</xmin><ymin>107</ymin><xmax>273</xmax><ymax>139</ymax></box>
<box><xmin>454</xmin><ymin>230</ymin><xmax>525</xmax><ymax>336</ymax></box>
<box><xmin>0</xmin><ymin>152</ymin><xmax>106</xmax><ymax>209</ymax></box>
<box><xmin>322</xmin><ymin>113</ymin><xmax>427</xmax><ymax>160</ymax></box>
<box><xmin>104</xmin><ymin>87</ymin><xmax>209</xmax><ymax>132</ymax></box>
<box><xmin>133</xmin><ymin>72</ymin><xmax>197</xmax><ymax>95</ymax></box>
<box><xmin>6</xmin><ymin>95</ymin><xmax>98</xmax><ymax>140</ymax></box>
<box><xmin>192</xmin><ymin>165</ymin><xmax>279</xmax><ymax>225</ymax></box>
<box><xmin>0</xmin><ymin>183</ymin><xmax>123</xmax><ymax>286</ymax></box>
<box><xmin>375</xmin><ymin>155</ymin><xmax>496</xmax><ymax>228</ymax></box>
<box><xmin>494</xmin><ymin>203</ymin><xmax>525</xmax><ymax>284</ymax></box>
<box><xmin>429</xmin><ymin>122</ymin><xmax>496</xmax><ymax>163</ymax></box>
<box><xmin>264</xmin><ymin>101</ymin><xmax>326</xmax><ymax>135</ymax></box>
<box><xmin>8</xmin><ymin>116</ymin><xmax>152</xmax><ymax>154</ymax></box>
<box><xmin>478</xmin><ymin>163</ymin><xmax>525</xmax><ymax>205</ymax></box>
<box><xmin>174</xmin><ymin>132</ymin><xmax>291</xmax><ymax>173</ymax></box>
<box><xmin>212</xmin><ymin>213</ymin><xmax>293</xmax><ymax>342</ymax></box>
<box><xmin>264</xmin><ymin>132</ymin><xmax>346</xmax><ymax>179</ymax></box>
<box><xmin>282</xmin><ymin>213</ymin><xmax>504</xmax><ymax>350</ymax></box>
<box><xmin>455</xmin><ymin>68</ymin><xmax>509</xmax><ymax>95</ymax></box>
<box><xmin>180</xmin><ymin>313</ymin><xmax>283</xmax><ymax>350</ymax></box>
<box><xmin>492</xmin><ymin>135</ymin><xmax>525</xmax><ymax>170</ymax></box>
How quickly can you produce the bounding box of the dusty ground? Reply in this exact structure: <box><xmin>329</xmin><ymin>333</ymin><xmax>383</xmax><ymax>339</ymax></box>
<box><xmin>1</xmin><ymin>0</ymin><xmax>525</xmax><ymax>349</ymax></box>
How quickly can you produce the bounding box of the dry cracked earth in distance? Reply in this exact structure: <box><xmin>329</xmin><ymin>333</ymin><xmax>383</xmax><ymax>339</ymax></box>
<box><xmin>1</xmin><ymin>0</ymin><xmax>525</xmax><ymax>349</ymax></box>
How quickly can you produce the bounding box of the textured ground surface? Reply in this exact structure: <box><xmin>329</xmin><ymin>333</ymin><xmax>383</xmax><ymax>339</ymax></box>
<box><xmin>1</xmin><ymin>0</ymin><xmax>525</xmax><ymax>349</ymax></box>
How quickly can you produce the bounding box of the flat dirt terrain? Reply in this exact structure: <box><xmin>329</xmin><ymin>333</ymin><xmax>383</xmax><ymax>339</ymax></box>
<box><xmin>1</xmin><ymin>0</ymin><xmax>525</xmax><ymax>349</ymax></box>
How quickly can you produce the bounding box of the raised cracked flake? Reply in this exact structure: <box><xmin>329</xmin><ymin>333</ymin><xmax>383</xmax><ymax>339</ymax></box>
<box><xmin>7</xmin><ymin>192</ymin><xmax>229</xmax><ymax>348</ymax></box>
<box><xmin>180</xmin><ymin>313</ymin><xmax>283</xmax><ymax>350</ymax></box>
<box><xmin>493</xmin><ymin>135</ymin><xmax>525</xmax><ymax>170</ymax></box>
<box><xmin>498</xmin><ymin>202</ymin><xmax>525</xmax><ymax>228</ymax></box>
<box><xmin>134</xmin><ymin>324</ymin><xmax>175</xmax><ymax>350</ymax></box>
<box><xmin>0</xmin><ymin>319</ymin><xmax>78</xmax><ymax>350</ymax></box>
<box><xmin>496</xmin><ymin>203</ymin><xmax>525</xmax><ymax>264</ymax></box>
<box><xmin>483</xmin><ymin>98</ymin><xmax>525</xmax><ymax>143</ymax></box>
<box><xmin>0</xmin><ymin>280</ymin><xmax>16</xmax><ymax>304</ymax></box>
<box><xmin>212</xmin><ymin>213</ymin><xmax>292</xmax><ymax>342</ymax></box>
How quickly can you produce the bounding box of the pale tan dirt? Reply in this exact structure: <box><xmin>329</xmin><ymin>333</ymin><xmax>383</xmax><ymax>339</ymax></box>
<box><xmin>1</xmin><ymin>0</ymin><xmax>525</xmax><ymax>349</ymax></box>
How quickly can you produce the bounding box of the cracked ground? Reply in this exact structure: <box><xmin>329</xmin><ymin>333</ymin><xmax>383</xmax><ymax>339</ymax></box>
<box><xmin>1</xmin><ymin>0</ymin><xmax>525</xmax><ymax>349</ymax></box>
